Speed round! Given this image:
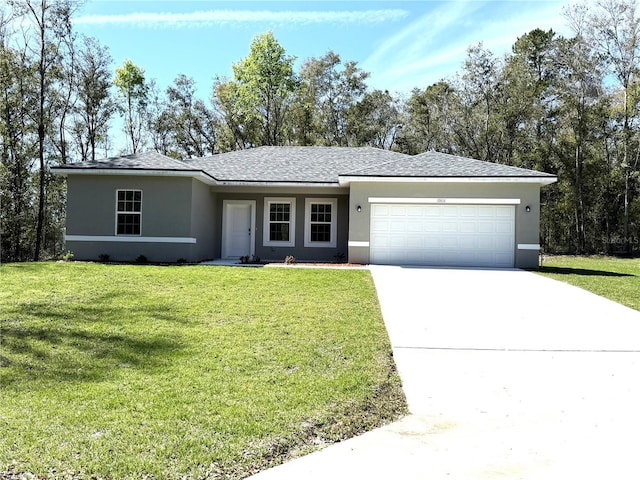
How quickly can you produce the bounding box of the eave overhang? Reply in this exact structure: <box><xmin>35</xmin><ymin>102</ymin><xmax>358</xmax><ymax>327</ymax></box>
<box><xmin>50</xmin><ymin>167</ymin><xmax>219</xmax><ymax>186</ymax></box>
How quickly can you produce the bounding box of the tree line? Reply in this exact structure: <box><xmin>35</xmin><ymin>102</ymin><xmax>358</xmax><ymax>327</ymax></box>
<box><xmin>1</xmin><ymin>0</ymin><xmax>639</xmax><ymax>262</ymax></box>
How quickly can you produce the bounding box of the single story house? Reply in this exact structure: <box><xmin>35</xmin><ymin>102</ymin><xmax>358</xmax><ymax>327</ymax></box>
<box><xmin>51</xmin><ymin>146</ymin><xmax>556</xmax><ymax>268</ymax></box>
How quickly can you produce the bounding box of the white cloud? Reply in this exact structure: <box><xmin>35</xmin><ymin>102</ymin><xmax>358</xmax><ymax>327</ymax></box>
<box><xmin>364</xmin><ymin>1</ymin><xmax>570</xmax><ymax>93</ymax></box>
<box><xmin>73</xmin><ymin>9</ymin><xmax>409</xmax><ymax>28</ymax></box>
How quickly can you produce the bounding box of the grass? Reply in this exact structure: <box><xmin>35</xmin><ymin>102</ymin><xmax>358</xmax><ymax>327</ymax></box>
<box><xmin>538</xmin><ymin>255</ymin><xmax>640</xmax><ymax>311</ymax></box>
<box><xmin>0</xmin><ymin>262</ymin><xmax>406</xmax><ymax>479</ymax></box>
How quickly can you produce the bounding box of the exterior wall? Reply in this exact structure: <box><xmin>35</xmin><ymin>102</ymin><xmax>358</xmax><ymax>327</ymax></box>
<box><xmin>64</xmin><ymin>176</ymin><xmax>349</xmax><ymax>263</ymax></box>
<box><xmin>213</xmin><ymin>187</ymin><xmax>350</xmax><ymax>262</ymax></box>
<box><xmin>190</xmin><ymin>179</ymin><xmax>217</xmax><ymax>261</ymax></box>
<box><xmin>65</xmin><ymin>175</ymin><xmax>197</xmax><ymax>262</ymax></box>
<box><xmin>64</xmin><ymin>174</ymin><xmax>546</xmax><ymax>267</ymax></box>
<box><xmin>347</xmin><ymin>181</ymin><xmax>544</xmax><ymax>269</ymax></box>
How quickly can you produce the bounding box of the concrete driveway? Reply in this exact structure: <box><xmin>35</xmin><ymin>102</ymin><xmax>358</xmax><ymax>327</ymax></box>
<box><xmin>250</xmin><ymin>266</ymin><xmax>640</xmax><ymax>479</ymax></box>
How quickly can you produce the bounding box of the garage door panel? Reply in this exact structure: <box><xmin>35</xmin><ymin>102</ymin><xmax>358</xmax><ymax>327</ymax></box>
<box><xmin>389</xmin><ymin>236</ymin><xmax>407</xmax><ymax>248</ymax></box>
<box><xmin>389</xmin><ymin>205</ymin><xmax>407</xmax><ymax>216</ymax></box>
<box><xmin>371</xmin><ymin>218</ymin><xmax>390</xmax><ymax>231</ymax></box>
<box><xmin>495</xmin><ymin>237</ymin><xmax>514</xmax><ymax>249</ymax></box>
<box><xmin>459</xmin><ymin>206</ymin><xmax>477</xmax><ymax>217</ymax></box>
<box><xmin>407</xmin><ymin>236</ymin><xmax>425</xmax><ymax>248</ymax></box>
<box><xmin>390</xmin><ymin>220</ymin><xmax>408</xmax><ymax>232</ymax></box>
<box><xmin>459</xmin><ymin>222</ymin><xmax>478</xmax><ymax>234</ymax></box>
<box><xmin>496</xmin><ymin>222</ymin><xmax>514</xmax><ymax>234</ymax></box>
<box><xmin>372</xmin><ymin>204</ymin><xmax>390</xmax><ymax>216</ymax></box>
<box><xmin>406</xmin><ymin>205</ymin><xmax>425</xmax><ymax>216</ymax></box>
<box><xmin>478</xmin><ymin>208</ymin><xmax>497</xmax><ymax>218</ymax></box>
<box><xmin>496</xmin><ymin>206</ymin><xmax>514</xmax><ymax>217</ymax></box>
<box><xmin>424</xmin><ymin>206</ymin><xmax>442</xmax><ymax>216</ymax></box>
<box><xmin>442</xmin><ymin>222</ymin><xmax>458</xmax><ymax>233</ymax></box>
<box><xmin>458</xmin><ymin>237</ymin><xmax>478</xmax><ymax>249</ymax></box>
<box><xmin>478</xmin><ymin>223</ymin><xmax>497</xmax><ymax>233</ymax></box>
<box><xmin>370</xmin><ymin>203</ymin><xmax>515</xmax><ymax>268</ymax></box>
<box><xmin>477</xmin><ymin>237</ymin><xmax>497</xmax><ymax>249</ymax></box>
<box><xmin>406</xmin><ymin>222</ymin><xmax>424</xmax><ymax>233</ymax></box>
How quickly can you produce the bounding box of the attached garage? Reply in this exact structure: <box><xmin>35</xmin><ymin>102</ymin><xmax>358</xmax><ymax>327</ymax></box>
<box><xmin>342</xmin><ymin>152</ymin><xmax>557</xmax><ymax>270</ymax></box>
<box><xmin>369</xmin><ymin>201</ymin><xmax>516</xmax><ymax>268</ymax></box>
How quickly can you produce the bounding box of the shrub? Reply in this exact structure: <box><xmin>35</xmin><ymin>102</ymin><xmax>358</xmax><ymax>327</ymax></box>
<box><xmin>135</xmin><ymin>255</ymin><xmax>148</xmax><ymax>264</ymax></box>
<box><xmin>98</xmin><ymin>253</ymin><xmax>110</xmax><ymax>262</ymax></box>
<box><xmin>61</xmin><ymin>251</ymin><xmax>74</xmax><ymax>262</ymax></box>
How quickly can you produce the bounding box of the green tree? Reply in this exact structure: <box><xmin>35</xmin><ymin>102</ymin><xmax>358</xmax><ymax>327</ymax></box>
<box><xmin>146</xmin><ymin>80</ymin><xmax>175</xmax><ymax>156</ymax></box>
<box><xmin>505</xmin><ymin>29</ymin><xmax>560</xmax><ymax>170</ymax></box>
<box><xmin>554</xmin><ymin>34</ymin><xmax>607</xmax><ymax>253</ymax></box>
<box><xmin>581</xmin><ymin>0</ymin><xmax>640</xmax><ymax>251</ymax></box>
<box><xmin>7</xmin><ymin>0</ymin><xmax>79</xmax><ymax>260</ymax></box>
<box><xmin>213</xmin><ymin>77</ymin><xmax>259</xmax><ymax>150</ymax></box>
<box><xmin>457</xmin><ymin>43</ymin><xmax>505</xmax><ymax>162</ymax></box>
<box><xmin>230</xmin><ymin>31</ymin><xmax>298</xmax><ymax>146</ymax></box>
<box><xmin>72</xmin><ymin>36</ymin><xmax>115</xmax><ymax>162</ymax></box>
<box><xmin>114</xmin><ymin>59</ymin><xmax>148</xmax><ymax>154</ymax></box>
<box><xmin>165</xmin><ymin>75</ymin><xmax>218</xmax><ymax>158</ymax></box>
<box><xmin>0</xmin><ymin>40</ymin><xmax>37</xmax><ymax>261</ymax></box>
<box><xmin>294</xmin><ymin>51</ymin><xmax>369</xmax><ymax>146</ymax></box>
<box><xmin>347</xmin><ymin>89</ymin><xmax>401</xmax><ymax>149</ymax></box>
<box><xmin>397</xmin><ymin>82</ymin><xmax>458</xmax><ymax>154</ymax></box>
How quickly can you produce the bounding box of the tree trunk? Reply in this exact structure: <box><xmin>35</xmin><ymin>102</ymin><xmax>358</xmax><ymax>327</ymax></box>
<box><xmin>33</xmin><ymin>0</ymin><xmax>46</xmax><ymax>261</ymax></box>
<box><xmin>575</xmin><ymin>144</ymin><xmax>586</xmax><ymax>253</ymax></box>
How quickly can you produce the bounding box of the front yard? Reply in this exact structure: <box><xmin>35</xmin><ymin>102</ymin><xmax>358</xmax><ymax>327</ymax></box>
<box><xmin>0</xmin><ymin>263</ymin><xmax>406</xmax><ymax>479</ymax></box>
<box><xmin>539</xmin><ymin>255</ymin><xmax>640</xmax><ymax>311</ymax></box>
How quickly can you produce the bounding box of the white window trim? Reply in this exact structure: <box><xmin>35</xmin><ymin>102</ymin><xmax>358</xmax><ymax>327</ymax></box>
<box><xmin>263</xmin><ymin>197</ymin><xmax>296</xmax><ymax>247</ymax></box>
<box><xmin>304</xmin><ymin>198</ymin><xmax>337</xmax><ymax>248</ymax></box>
<box><xmin>115</xmin><ymin>189</ymin><xmax>142</xmax><ymax>236</ymax></box>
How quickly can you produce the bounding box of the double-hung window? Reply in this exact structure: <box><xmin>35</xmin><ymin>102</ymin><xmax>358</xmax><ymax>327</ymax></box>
<box><xmin>116</xmin><ymin>189</ymin><xmax>142</xmax><ymax>235</ymax></box>
<box><xmin>304</xmin><ymin>198</ymin><xmax>337</xmax><ymax>247</ymax></box>
<box><xmin>263</xmin><ymin>197</ymin><xmax>296</xmax><ymax>247</ymax></box>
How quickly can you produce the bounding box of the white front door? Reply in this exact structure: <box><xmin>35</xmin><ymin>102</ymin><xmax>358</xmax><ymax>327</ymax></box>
<box><xmin>222</xmin><ymin>200</ymin><xmax>256</xmax><ymax>258</ymax></box>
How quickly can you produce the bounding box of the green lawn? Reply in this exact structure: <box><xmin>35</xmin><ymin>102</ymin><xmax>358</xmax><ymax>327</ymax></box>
<box><xmin>538</xmin><ymin>255</ymin><xmax>640</xmax><ymax>311</ymax></box>
<box><xmin>0</xmin><ymin>263</ymin><xmax>406</xmax><ymax>479</ymax></box>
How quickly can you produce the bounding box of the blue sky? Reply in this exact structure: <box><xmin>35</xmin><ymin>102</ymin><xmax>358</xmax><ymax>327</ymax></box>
<box><xmin>73</xmin><ymin>0</ymin><xmax>573</xmax><ymax>99</ymax></box>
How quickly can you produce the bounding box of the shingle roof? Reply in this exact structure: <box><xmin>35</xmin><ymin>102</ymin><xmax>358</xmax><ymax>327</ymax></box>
<box><xmin>56</xmin><ymin>151</ymin><xmax>200</xmax><ymax>172</ymax></box>
<box><xmin>53</xmin><ymin>147</ymin><xmax>556</xmax><ymax>183</ymax></box>
<box><xmin>186</xmin><ymin>146</ymin><xmax>409</xmax><ymax>183</ymax></box>
<box><xmin>343</xmin><ymin>151</ymin><xmax>556</xmax><ymax>178</ymax></box>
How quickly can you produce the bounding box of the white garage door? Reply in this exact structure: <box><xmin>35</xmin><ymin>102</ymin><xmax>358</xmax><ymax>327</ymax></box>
<box><xmin>370</xmin><ymin>203</ymin><xmax>515</xmax><ymax>267</ymax></box>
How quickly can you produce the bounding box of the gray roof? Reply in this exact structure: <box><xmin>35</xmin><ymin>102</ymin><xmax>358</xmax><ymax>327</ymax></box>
<box><xmin>187</xmin><ymin>146</ymin><xmax>409</xmax><ymax>183</ymax></box>
<box><xmin>56</xmin><ymin>151</ymin><xmax>201</xmax><ymax>172</ymax></box>
<box><xmin>343</xmin><ymin>151</ymin><xmax>556</xmax><ymax>178</ymax></box>
<box><xmin>54</xmin><ymin>147</ymin><xmax>556</xmax><ymax>183</ymax></box>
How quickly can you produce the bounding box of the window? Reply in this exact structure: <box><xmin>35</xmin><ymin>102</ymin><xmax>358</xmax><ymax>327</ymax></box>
<box><xmin>263</xmin><ymin>197</ymin><xmax>296</xmax><ymax>247</ymax></box>
<box><xmin>116</xmin><ymin>190</ymin><xmax>142</xmax><ymax>235</ymax></box>
<box><xmin>304</xmin><ymin>198</ymin><xmax>337</xmax><ymax>248</ymax></box>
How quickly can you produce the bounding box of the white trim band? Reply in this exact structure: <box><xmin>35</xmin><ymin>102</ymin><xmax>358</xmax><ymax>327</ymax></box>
<box><xmin>66</xmin><ymin>235</ymin><xmax>197</xmax><ymax>244</ymax></box>
<box><xmin>368</xmin><ymin>197</ymin><xmax>521</xmax><ymax>205</ymax></box>
<box><xmin>348</xmin><ymin>241</ymin><xmax>370</xmax><ymax>247</ymax></box>
<box><xmin>517</xmin><ymin>243</ymin><xmax>540</xmax><ymax>250</ymax></box>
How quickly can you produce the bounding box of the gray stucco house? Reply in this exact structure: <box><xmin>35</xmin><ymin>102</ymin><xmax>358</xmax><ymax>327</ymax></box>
<box><xmin>51</xmin><ymin>146</ymin><xmax>556</xmax><ymax>268</ymax></box>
